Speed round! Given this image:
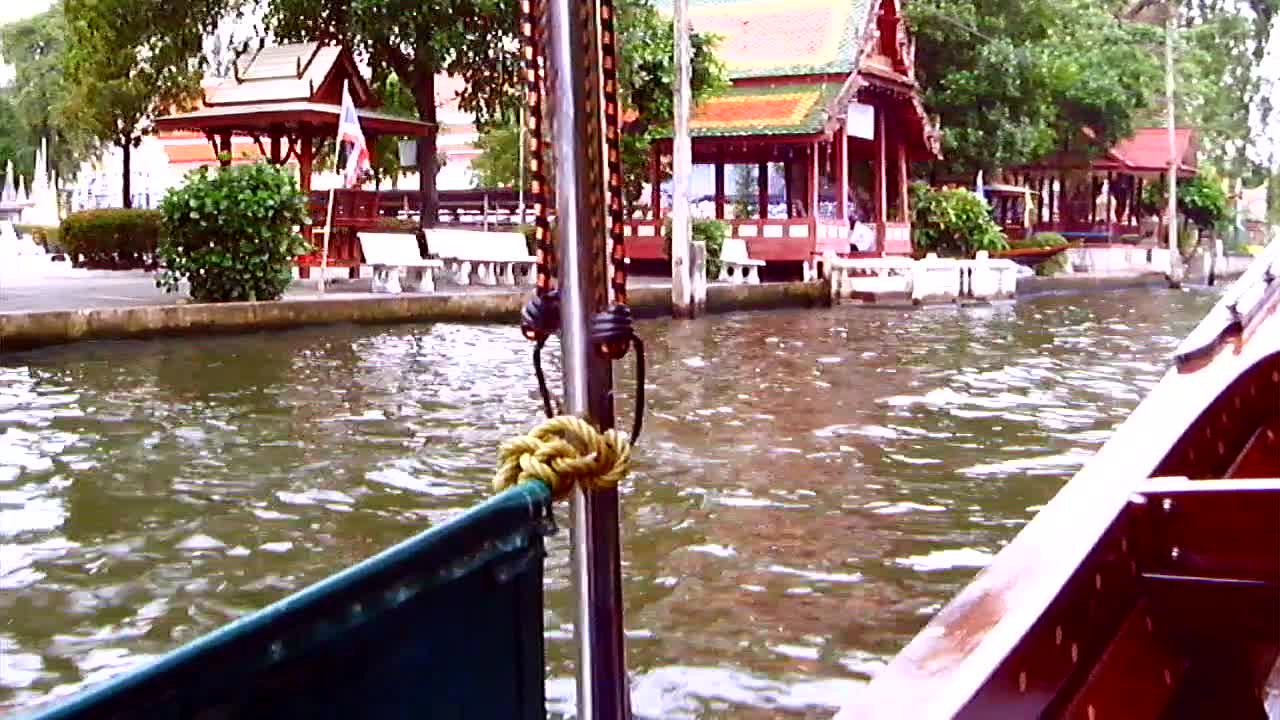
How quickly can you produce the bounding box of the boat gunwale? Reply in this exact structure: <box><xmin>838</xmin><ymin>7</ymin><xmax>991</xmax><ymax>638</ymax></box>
<box><xmin>841</xmin><ymin>241</ymin><xmax>1280</xmax><ymax>719</ymax></box>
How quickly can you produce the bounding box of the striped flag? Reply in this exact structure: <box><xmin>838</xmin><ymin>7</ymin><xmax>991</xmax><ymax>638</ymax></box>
<box><xmin>337</xmin><ymin>83</ymin><xmax>371</xmax><ymax>188</ymax></box>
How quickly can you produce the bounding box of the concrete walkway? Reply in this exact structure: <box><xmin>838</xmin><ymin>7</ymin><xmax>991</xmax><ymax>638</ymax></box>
<box><xmin>0</xmin><ymin>260</ymin><xmax>673</xmax><ymax>315</ymax></box>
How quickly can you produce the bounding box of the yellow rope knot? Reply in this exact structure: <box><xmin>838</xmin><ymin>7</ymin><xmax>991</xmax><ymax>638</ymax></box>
<box><xmin>493</xmin><ymin>415</ymin><xmax>631</xmax><ymax>500</ymax></box>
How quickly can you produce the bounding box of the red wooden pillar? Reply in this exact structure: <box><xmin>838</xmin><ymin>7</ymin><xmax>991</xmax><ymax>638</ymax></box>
<box><xmin>807</xmin><ymin>142</ymin><xmax>820</xmax><ymax>222</ymax></box>
<box><xmin>835</xmin><ymin>127</ymin><xmax>849</xmax><ymax>221</ymax></box>
<box><xmin>297</xmin><ymin>124</ymin><xmax>315</xmax><ymax>278</ymax></box>
<box><xmin>757</xmin><ymin>161</ymin><xmax>768</xmax><ymax>221</ymax></box>
<box><xmin>714</xmin><ymin>161</ymin><xmax>725</xmax><ymax>219</ymax></box>
<box><xmin>897</xmin><ymin>135</ymin><xmax>909</xmax><ymax>222</ymax></box>
<box><xmin>650</xmin><ymin>144</ymin><xmax>662</xmax><ymax>222</ymax></box>
<box><xmin>269</xmin><ymin>127</ymin><xmax>282</xmax><ymax>164</ymax></box>
<box><xmin>875</xmin><ymin>107</ymin><xmax>888</xmax><ymax>232</ymax></box>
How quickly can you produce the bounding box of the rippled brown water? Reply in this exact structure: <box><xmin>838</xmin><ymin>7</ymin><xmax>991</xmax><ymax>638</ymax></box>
<box><xmin>0</xmin><ymin>287</ymin><xmax>1221</xmax><ymax>717</ymax></box>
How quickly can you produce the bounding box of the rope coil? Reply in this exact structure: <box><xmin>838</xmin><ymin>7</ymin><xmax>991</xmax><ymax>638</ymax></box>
<box><xmin>494</xmin><ymin>416</ymin><xmax>632</xmax><ymax>501</ymax></box>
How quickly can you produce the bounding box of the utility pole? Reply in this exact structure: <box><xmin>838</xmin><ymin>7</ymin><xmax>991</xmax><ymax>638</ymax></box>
<box><xmin>1165</xmin><ymin>0</ymin><xmax>1183</xmax><ymax>287</ymax></box>
<box><xmin>670</xmin><ymin>0</ymin><xmax>694</xmax><ymax>318</ymax></box>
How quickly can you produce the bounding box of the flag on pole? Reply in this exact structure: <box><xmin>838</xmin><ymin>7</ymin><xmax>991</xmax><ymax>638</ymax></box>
<box><xmin>337</xmin><ymin>83</ymin><xmax>371</xmax><ymax>188</ymax></box>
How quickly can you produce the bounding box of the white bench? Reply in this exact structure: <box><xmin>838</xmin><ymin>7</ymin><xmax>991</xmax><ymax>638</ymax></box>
<box><xmin>717</xmin><ymin>237</ymin><xmax>765</xmax><ymax>284</ymax></box>
<box><xmin>357</xmin><ymin>232</ymin><xmax>445</xmax><ymax>294</ymax></box>
<box><xmin>424</xmin><ymin>228</ymin><xmax>535</xmax><ymax>286</ymax></box>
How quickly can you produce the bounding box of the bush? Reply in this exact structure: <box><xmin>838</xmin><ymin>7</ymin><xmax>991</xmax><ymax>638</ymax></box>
<box><xmin>60</xmin><ymin>209</ymin><xmax>161</xmax><ymax>268</ymax></box>
<box><xmin>1138</xmin><ymin>174</ymin><xmax>1229</xmax><ymax>231</ymax></box>
<box><xmin>158</xmin><ymin>163</ymin><xmax>311</xmax><ymax>302</ymax></box>
<box><xmin>14</xmin><ymin>224</ymin><xmax>64</xmax><ymax>253</ymax></box>
<box><xmin>909</xmin><ymin>182</ymin><xmax>1007</xmax><ymax>258</ymax></box>
<box><xmin>1012</xmin><ymin>232</ymin><xmax>1068</xmax><ymax>249</ymax></box>
<box><xmin>664</xmin><ymin>217</ymin><xmax>726</xmax><ymax>278</ymax></box>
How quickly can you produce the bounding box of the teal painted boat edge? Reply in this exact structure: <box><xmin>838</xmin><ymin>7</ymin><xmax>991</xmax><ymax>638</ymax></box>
<box><xmin>20</xmin><ymin>480</ymin><xmax>555</xmax><ymax>720</ymax></box>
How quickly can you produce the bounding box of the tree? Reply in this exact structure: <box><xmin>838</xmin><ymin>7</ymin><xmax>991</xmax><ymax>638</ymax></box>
<box><xmin>469</xmin><ymin>0</ymin><xmax>727</xmax><ymax>211</ymax></box>
<box><xmin>905</xmin><ymin>0</ymin><xmax>1163</xmax><ymax>176</ymax></box>
<box><xmin>1269</xmin><ymin>169</ymin><xmax>1280</xmax><ymax>226</ymax></box>
<box><xmin>1172</xmin><ymin>1</ymin><xmax>1278</xmax><ymax>183</ymax></box>
<box><xmin>0</xmin><ymin>4</ymin><xmax>95</xmax><ymax>186</ymax></box>
<box><xmin>265</xmin><ymin>0</ymin><xmax>523</xmax><ymax>227</ymax></box>
<box><xmin>63</xmin><ymin>0</ymin><xmax>206</xmax><ymax>208</ymax></box>
<box><xmin>0</xmin><ymin>92</ymin><xmax>29</xmax><ymax>184</ymax></box>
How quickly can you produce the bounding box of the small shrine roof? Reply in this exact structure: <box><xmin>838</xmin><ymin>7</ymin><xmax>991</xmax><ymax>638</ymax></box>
<box><xmin>153</xmin><ymin>102</ymin><xmax>432</xmax><ymax>137</ymax></box>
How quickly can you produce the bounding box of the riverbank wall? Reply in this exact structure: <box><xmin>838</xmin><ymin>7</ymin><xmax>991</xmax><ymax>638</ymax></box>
<box><xmin>0</xmin><ymin>264</ymin><xmax>1247</xmax><ymax>353</ymax></box>
<box><xmin>0</xmin><ymin>282</ymin><xmax>830</xmax><ymax>352</ymax></box>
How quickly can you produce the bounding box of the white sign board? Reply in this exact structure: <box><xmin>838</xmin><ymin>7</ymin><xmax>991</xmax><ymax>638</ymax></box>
<box><xmin>846</xmin><ymin>102</ymin><xmax>875</xmax><ymax>140</ymax></box>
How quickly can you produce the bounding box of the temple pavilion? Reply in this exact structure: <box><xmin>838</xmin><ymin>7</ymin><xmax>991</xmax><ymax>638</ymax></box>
<box><xmin>153</xmin><ymin>43</ymin><xmax>433</xmax><ymax>273</ymax></box>
<box><xmin>1005</xmin><ymin>127</ymin><xmax>1200</xmax><ymax>242</ymax></box>
<box><xmin>629</xmin><ymin>0</ymin><xmax>940</xmax><ymax>273</ymax></box>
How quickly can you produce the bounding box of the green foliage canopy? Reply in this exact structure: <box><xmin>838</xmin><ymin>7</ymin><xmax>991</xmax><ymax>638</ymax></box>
<box><xmin>0</xmin><ymin>4</ymin><xmax>95</xmax><ymax>185</ymax></box>
<box><xmin>906</xmin><ymin>0</ymin><xmax>1162</xmax><ymax>176</ymax></box>
<box><xmin>1139</xmin><ymin>173</ymin><xmax>1230</xmax><ymax>231</ymax></box>
<box><xmin>470</xmin><ymin>0</ymin><xmax>726</xmax><ymax>211</ymax></box>
<box><xmin>63</xmin><ymin>0</ymin><xmax>207</xmax><ymax>207</ymax></box>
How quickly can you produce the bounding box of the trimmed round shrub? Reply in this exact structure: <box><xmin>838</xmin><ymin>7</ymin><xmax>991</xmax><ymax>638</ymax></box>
<box><xmin>60</xmin><ymin>209</ymin><xmax>161</xmax><ymax>268</ymax></box>
<box><xmin>158</xmin><ymin>163</ymin><xmax>311</xmax><ymax>302</ymax></box>
<box><xmin>910</xmin><ymin>182</ymin><xmax>1008</xmax><ymax>258</ymax></box>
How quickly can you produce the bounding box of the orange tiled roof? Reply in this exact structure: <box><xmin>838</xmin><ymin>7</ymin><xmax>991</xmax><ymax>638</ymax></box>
<box><xmin>690</xmin><ymin>81</ymin><xmax>843</xmax><ymax>137</ymax></box>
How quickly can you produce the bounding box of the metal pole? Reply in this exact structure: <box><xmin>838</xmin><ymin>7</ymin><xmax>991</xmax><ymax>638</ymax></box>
<box><xmin>543</xmin><ymin>0</ymin><xmax>630</xmax><ymax>714</ymax></box>
<box><xmin>1165</xmin><ymin>2</ymin><xmax>1183</xmax><ymax>287</ymax></box>
<box><xmin>671</xmin><ymin>0</ymin><xmax>694</xmax><ymax>318</ymax></box>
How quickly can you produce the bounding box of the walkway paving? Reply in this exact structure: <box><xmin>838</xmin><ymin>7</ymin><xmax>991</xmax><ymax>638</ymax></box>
<box><xmin>0</xmin><ymin>258</ymin><xmax>673</xmax><ymax>315</ymax></box>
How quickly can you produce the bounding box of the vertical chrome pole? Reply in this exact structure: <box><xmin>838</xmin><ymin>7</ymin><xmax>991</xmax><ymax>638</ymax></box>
<box><xmin>543</xmin><ymin>0</ymin><xmax>630</xmax><ymax>714</ymax></box>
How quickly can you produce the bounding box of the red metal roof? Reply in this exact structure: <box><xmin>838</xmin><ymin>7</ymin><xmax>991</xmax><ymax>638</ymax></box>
<box><xmin>1098</xmin><ymin>127</ymin><xmax>1197</xmax><ymax>174</ymax></box>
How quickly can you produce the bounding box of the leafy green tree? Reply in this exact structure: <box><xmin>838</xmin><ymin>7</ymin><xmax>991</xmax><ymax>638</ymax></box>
<box><xmin>470</xmin><ymin>122</ymin><xmax>523</xmax><ymax>190</ymax></box>
<box><xmin>0</xmin><ymin>93</ymin><xmax>29</xmax><ymax>184</ymax></box>
<box><xmin>63</xmin><ymin>0</ymin><xmax>205</xmax><ymax>207</ymax></box>
<box><xmin>1138</xmin><ymin>173</ymin><xmax>1229</xmax><ymax>231</ymax></box>
<box><xmin>1269</xmin><ymin>170</ymin><xmax>1280</xmax><ymax>226</ymax></box>
<box><xmin>1172</xmin><ymin>2</ymin><xmax>1278</xmax><ymax>184</ymax></box>
<box><xmin>906</xmin><ymin>0</ymin><xmax>1163</xmax><ymax>176</ymax></box>
<box><xmin>469</xmin><ymin>0</ymin><xmax>726</xmax><ymax>211</ymax></box>
<box><xmin>0</xmin><ymin>4</ymin><xmax>95</xmax><ymax>186</ymax></box>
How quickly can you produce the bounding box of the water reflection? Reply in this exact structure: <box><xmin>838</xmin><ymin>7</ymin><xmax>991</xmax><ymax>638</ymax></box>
<box><xmin>0</xmin><ymin>288</ymin><xmax>1220</xmax><ymax>716</ymax></box>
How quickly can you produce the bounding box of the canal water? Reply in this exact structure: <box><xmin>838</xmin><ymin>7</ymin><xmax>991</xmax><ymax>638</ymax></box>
<box><xmin>0</xmin><ymin>287</ymin><xmax>1221</xmax><ymax>717</ymax></box>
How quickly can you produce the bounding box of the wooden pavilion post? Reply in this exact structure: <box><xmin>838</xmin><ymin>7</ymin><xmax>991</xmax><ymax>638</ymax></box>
<box><xmin>1105</xmin><ymin>171</ymin><xmax>1114</xmax><ymax>238</ymax></box>
<box><xmin>897</xmin><ymin>135</ymin><xmax>909</xmax><ymax>222</ymax></box>
<box><xmin>807</xmin><ymin>141</ymin><xmax>819</xmax><ymax>223</ymax></box>
<box><xmin>269</xmin><ymin>127</ymin><xmax>283</xmax><ymax>164</ymax></box>
<box><xmin>714</xmin><ymin>161</ymin><xmax>725</xmax><ymax>219</ymax></box>
<box><xmin>784</xmin><ymin>159</ymin><xmax>794</xmax><ymax>218</ymax></box>
<box><xmin>757</xmin><ymin>161</ymin><xmax>768</xmax><ymax>221</ymax></box>
<box><xmin>299</xmin><ymin>125</ymin><xmax>314</xmax><ymax>194</ymax></box>
<box><xmin>835</xmin><ymin>129</ymin><xmax>848</xmax><ymax>221</ymax></box>
<box><xmin>875</xmin><ymin>107</ymin><xmax>888</xmax><ymax>242</ymax></box>
<box><xmin>650</xmin><ymin>144</ymin><xmax>662</xmax><ymax>222</ymax></box>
